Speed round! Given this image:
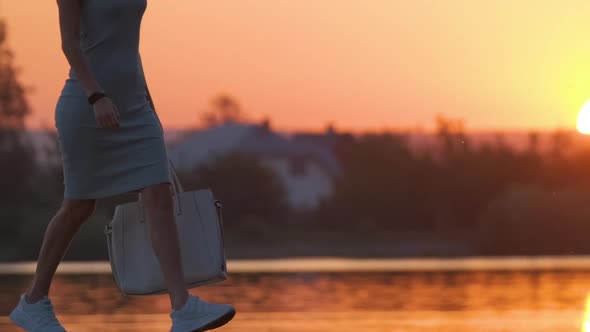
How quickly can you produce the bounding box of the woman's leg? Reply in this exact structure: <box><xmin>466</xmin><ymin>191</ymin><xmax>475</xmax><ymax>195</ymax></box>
<box><xmin>26</xmin><ymin>199</ymin><xmax>96</xmax><ymax>303</ymax></box>
<box><xmin>141</xmin><ymin>183</ymin><xmax>189</xmax><ymax>310</ymax></box>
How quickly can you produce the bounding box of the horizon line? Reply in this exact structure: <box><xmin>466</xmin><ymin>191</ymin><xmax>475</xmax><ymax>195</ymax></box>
<box><xmin>22</xmin><ymin>124</ymin><xmax>583</xmax><ymax>136</ymax></box>
<box><xmin>3</xmin><ymin>256</ymin><xmax>590</xmax><ymax>274</ymax></box>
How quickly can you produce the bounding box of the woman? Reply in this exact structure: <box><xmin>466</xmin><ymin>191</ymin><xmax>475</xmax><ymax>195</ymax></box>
<box><xmin>9</xmin><ymin>0</ymin><xmax>236</xmax><ymax>331</ymax></box>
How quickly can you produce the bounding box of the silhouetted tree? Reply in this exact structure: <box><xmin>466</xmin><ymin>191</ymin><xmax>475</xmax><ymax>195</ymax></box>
<box><xmin>478</xmin><ymin>184</ymin><xmax>590</xmax><ymax>255</ymax></box>
<box><xmin>0</xmin><ymin>22</ymin><xmax>30</xmax><ymax>130</ymax></box>
<box><xmin>317</xmin><ymin>133</ymin><xmax>438</xmax><ymax>231</ymax></box>
<box><xmin>181</xmin><ymin>152</ymin><xmax>289</xmax><ymax>230</ymax></box>
<box><xmin>0</xmin><ymin>19</ymin><xmax>36</xmax><ymax>258</ymax></box>
<box><xmin>435</xmin><ymin>114</ymin><xmax>468</xmax><ymax>155</ymax></box>
<box><xmin>199</xmin><ymin>94</ymin><xmax>246</xmax><ymax>128</ymax></box>
<box><xmin>540</xmin><ymin>129</ymin><xmax>576</xmax><ymax>189</ymax></box>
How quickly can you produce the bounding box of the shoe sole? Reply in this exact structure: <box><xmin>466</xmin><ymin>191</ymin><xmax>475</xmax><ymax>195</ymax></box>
<box><xmin>193</xmin><ymin>307</ymin><xmax>236</xmax><ymax>332</ymax></box>
<box><xmin>9</xmin><ymin>307</ymin><xmax>29</xmax><ymax>331</ymax></box>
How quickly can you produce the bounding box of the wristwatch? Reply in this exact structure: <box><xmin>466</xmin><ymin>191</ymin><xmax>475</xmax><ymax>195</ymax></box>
<box><xmin>88</xmin><ymin>91</ymin><xmax>107</xmax><ymax>105</ymax></box>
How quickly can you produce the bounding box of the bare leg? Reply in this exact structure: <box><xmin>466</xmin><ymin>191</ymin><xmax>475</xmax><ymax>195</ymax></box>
<box><xmin>26</xmin><ymin>199</ymin><xmax>96</xmax><ymax>304</ymax></box>
<box><xmin>141</xmin><ymin>183</ymin><xmax>189</xmax><ymax>310</ymax></box>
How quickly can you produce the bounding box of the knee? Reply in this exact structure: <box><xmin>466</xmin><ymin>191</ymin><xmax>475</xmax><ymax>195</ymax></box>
<box><xmin>61</xmin><ymin>199</ymin><xmax>97</xmax><ymax>220</ymax></box>
<box><xmin>142</xmin><ymin>183</ymin><xmax>173</xmax><ymax>216</ymax></box>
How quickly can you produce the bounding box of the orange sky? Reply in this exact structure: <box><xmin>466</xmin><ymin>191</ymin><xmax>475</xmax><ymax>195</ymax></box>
<box><xmin>3</xmin><ymin>1</ymin><xmax>590</xmax><ymax>132</ymax></box>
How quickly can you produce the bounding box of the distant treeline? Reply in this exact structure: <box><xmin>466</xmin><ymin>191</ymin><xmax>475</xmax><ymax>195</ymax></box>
<box><xmin>317</xmin><ymin>118</ymin><xmax>590</xmax><ymax>255</ymax></box>
<box><xmin>3</xmin><ymin>117</ymin><xmax>590</xmax><ymax>260</ymax></box>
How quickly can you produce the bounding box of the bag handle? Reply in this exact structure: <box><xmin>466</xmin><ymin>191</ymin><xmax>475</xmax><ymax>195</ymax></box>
<box><xmin>137</xmin><ymin>160</ymin><xmax>184</xmax><ymax>222</ymax></box>
<box><xmin>146</xmin><ymin>85</ymin><xmax>184</xmax><ymax>197</ymax></box>
<box><xmin>136</xmin><ymin>83</ymin><xmax>185</xmax><ymax>219</ymax></box>
<box><xmin>167</xmin><ymin>159</ymin><xmax>184</xmax><ymax>194</ymax></box>
<box><xmin>104</xmin><ymin>225</ymin><xmax>127</xmax><ymax>297</ymax></box>
<box><xmin>167</xmin><ymin>159</ymin><xmax>184</xmax><ymax>215</ymax></box>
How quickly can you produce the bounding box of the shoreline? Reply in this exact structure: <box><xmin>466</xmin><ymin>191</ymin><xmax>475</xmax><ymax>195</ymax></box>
<box><xmin>3</xmin><ymin>256</ymin><xmax>590</xmax><ymax>274</ymax></box>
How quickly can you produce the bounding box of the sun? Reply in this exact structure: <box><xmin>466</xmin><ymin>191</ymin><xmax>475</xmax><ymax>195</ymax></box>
<box><xmin>577</xmin><ymin>101</ymin><xmax>590</xmax><ymax>134</ymax></box>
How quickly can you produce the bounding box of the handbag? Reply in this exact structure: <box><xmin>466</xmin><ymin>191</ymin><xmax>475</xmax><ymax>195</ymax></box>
<box><xmin>104</xmin><ymin>160</ymin><xmax>229</xmax><ymax>296</ymax></box>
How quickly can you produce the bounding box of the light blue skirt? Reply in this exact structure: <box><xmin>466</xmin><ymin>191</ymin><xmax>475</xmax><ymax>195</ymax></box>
<box><xmin>54</xmin><ymin>83</ymin><xmax>170</xmax><ymax>200</ymax></box>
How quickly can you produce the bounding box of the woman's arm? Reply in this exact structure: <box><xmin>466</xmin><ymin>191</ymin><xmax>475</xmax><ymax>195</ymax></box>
<box><xmin>145</xmin><ymin>83</ymin><xmax>155</xmax><ymax>112</ymax></box>
<box><xmin>140</xmin><ymin>53</ymin><xmax>162</xmax><ymax>129</ymax></box>
<box><xmin>145</xmin><ymin>83</ymin><xmax>164</xmax><ymax>131</ymax></box>
<box><xmin>57</xmin><ymin>0</ymin><xmax>120</xmax><ymax>129</ymax></box>
<box><xmin>138</xmin><ymin>53</ymin><xmax>156</xmax><ymax>111</ymax></box>
<box><xmin>56</xmin><ymin>0</ymin><xmax>102</xmax><ymax>96</ymax></box>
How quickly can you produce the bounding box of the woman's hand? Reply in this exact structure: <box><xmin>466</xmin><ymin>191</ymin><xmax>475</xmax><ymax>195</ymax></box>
<box><xmin>93</xmin><ymin>97</ymin><xmax>121</xmax><ymax>129</ymax></box>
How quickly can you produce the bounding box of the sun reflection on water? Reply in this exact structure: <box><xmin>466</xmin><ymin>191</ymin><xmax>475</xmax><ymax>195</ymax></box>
<box><xmin>584</xmin><ymin>294</ymin><xmax>590</xmax><ymax>332</ymax></box>
<box><xmin>3</xmin><ymin>272</ymin><xmax>590</xmax><ymax>331</ymax></box>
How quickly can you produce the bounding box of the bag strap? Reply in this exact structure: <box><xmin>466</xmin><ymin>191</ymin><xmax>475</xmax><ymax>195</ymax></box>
<box><xmin>214</xmin><ymin>200</ymin><xmax>228</xmax><ymax>272</ymax></box>
<box><xmin>104</xmin><ymin>225</ymin><xmax>127</xmax><ymax>297</ymax></box>
<box><xmin>167</xmin><ymin>159</ymin><xmax>184</xmax><ymax>193</ymax></box>
<box><xmin>137</xmin><ymin>162</ymin><xmax>184</xmax><ymax>221</ymax></box>
<box><xmin>148</xmin><ymin>89</ymin><xmax>184</xmax><ymax>194</ymax></box>
<box><xmin>136</xmin><ymin>88</ymin><xmax>185</xmax><ymax>217</ymax></box>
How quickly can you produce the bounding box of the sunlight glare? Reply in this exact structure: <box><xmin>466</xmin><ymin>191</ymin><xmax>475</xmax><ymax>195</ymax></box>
<box><xmin>577</xmin><ymin>101</ymin><xmax>590</xmax><ymax>135</ymax></box>
<box><xmin>583</xmin><ymin>293</ymin><xmax>590</xmax><ymax>332</ymax></box>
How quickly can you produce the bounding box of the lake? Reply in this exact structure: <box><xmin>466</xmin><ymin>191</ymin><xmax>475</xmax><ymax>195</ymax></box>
<box><xmin>1</xmin><ymin>268</ymin><xmax>590</xmax><ymax>331</ymax></box>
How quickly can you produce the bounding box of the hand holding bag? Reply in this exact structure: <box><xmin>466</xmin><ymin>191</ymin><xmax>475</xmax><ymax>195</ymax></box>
<box><xmin>104</xmin><ymin>161</ymin><xmax>229</xmax><ymax>296</ymax></box>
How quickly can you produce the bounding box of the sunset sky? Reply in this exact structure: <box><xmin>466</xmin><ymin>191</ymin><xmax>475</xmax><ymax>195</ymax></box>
<box><xmin>3</xmin><ymin>1</ymin><xmax>590</xmax><ymax>132</ymax></box>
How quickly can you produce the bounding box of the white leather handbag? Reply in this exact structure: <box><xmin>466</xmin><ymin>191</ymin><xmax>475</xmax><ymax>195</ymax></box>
<box><xmin>104</xmin><ymin>160</ymin><xmax>229</xmax><ymax>296</ymax></box>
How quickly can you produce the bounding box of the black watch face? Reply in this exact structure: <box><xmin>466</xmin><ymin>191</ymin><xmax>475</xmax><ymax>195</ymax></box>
<box><xmin>89</xmin><ymin>92</ymin><xmax>106</xmax><ymax>104</ymax></box>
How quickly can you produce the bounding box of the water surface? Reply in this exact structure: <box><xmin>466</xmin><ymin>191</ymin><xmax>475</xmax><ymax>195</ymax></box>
<box><xmin>1</xmin><ymin>271</ymin><xmax>589</xmax><ymax>331</ymax></box>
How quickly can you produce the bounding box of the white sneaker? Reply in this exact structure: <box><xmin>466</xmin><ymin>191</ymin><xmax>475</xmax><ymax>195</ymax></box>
<box><xmin>170</xmin><ymin>295</ymin><xmax>235</xmax><ymax>332</ymax></box>
<box><xmin>9</xmin><ymin>293</ymin><xmax>67</xmax><ymax>332</ymax></box>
